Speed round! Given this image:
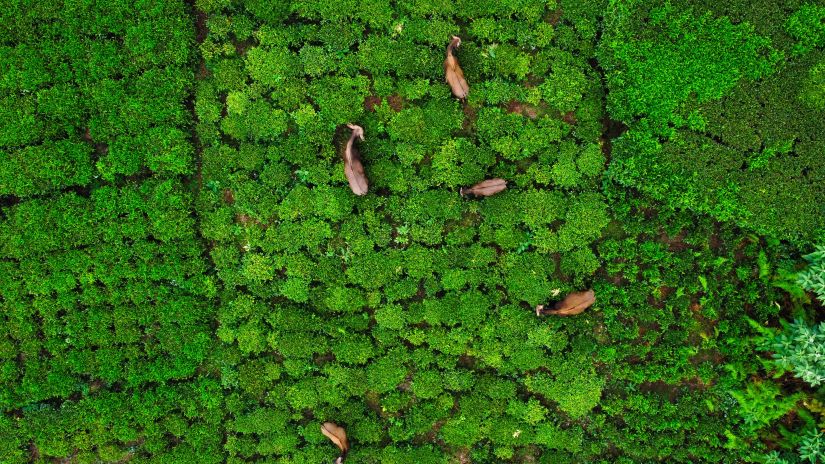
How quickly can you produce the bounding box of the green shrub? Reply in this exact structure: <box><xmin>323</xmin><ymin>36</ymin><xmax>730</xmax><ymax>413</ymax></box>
<box><xmin>525</xmin><ymin>359</ymin><xmax>605</xmax><ymax>419</ymax></box>
<box><xmin>786</xmin><ymin>4</ymin><xmax>825</xmax><ymax>56</ymax></box>
<box><xmin>797</xmin><ymin>245</ymin><xmax>825</xmax><ymax>302</ymax></box>
<box><xmin>561</xmin><ymin>246</ymin><xmax>601</xmax><ymax>280</ymax></box>
<box><xmin>730</xmin><ymin>380</ymin><xmax>802</xmax><ymax>433</ymax></box>
<box><xmin>0</xmin><ymin>141</ymin><xmax>92</xmax><ymax>196</ymax></box>
<box><xmin>333</xmin><ymin>335</ymin><xmax>376</xmax><ymax>365</ymax></box>
<box><xmin>764</xmin><ymin>319</ymin><xmax>825</xmax><ymax>387</ymax></box>
<box><xmin>375</xmin><ymin>303</ymin><xmax>407</xmax><ymax>330</ymax></box>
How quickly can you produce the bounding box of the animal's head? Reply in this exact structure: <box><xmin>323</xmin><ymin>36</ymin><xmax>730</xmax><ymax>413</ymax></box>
<box><xmin>450</xmin><ymin>35</ymin><xmax>461</xmax><ymax>48</ymax></box>
<box><xmin>346</xmin><ymin>124</ymin><xmax>364</xmax><ymax>141</ymax></box>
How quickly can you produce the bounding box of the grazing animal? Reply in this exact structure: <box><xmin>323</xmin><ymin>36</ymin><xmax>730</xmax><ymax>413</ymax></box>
<box><xmin>444</xmin><ymin>35</ymin><xmax>469</xmax><ymax>99</ymax></box>
<box><xmin>460</xmin><ymin>178</ymin><xmax>507</xmax><ymax>197</ymax></box>
<box><xmin>536</xmin><ymin>289</ymin><xmax>596</xmax><ymax>316</ymax></box>
<box><xmin>343</xmin><ymin>124</ymin><xmax>368</xmax><ymax>196</ymax></box>
<box><xmin>320</xmin><ymin>422</ymin><xmax>349</xmax><ymax>464</ymax></box>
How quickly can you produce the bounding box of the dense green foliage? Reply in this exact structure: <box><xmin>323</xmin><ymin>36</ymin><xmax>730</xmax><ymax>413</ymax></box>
<box><xmin>600</xmin><ymin>0</ymin><xmax>825</xmax><ymax>245</ymax></box>
<box><xmin>1</xmin><ymin>0</ymin><xmax>823</xmax><ymax>462</ymax></box>
<box><xmin>0</xmin><ymin>2</ymin><xmax>221</xmax><ymax>462</ymax></box>
<box><xmin>763</xmin><ymin>319</ymin><xmax>825</xmax><ymax>387</ymax></box>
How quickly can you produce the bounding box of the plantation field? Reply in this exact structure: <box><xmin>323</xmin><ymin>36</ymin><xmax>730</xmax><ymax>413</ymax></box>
<box><xmin>0</xmin><ymin>0</ymin><xmax>823</xmax><ymax>462</ymax></box>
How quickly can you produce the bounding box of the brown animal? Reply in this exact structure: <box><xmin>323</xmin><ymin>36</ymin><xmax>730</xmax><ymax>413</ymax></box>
<box><xmin>343</xmin><ymin>124</ymin><xmax>368</xmax><ymax>196</ymax></box>
<box><xmin>321</xmin><ymin>422</ymin><xmax>349</xmax><ymax>463</ymax></box>
<box><xmin>536</xmin><ymin>289</ymin><xmax>596</xmax><ymax>316</ymax></box>
<box><xmin>460</xmin><ymin>178</ymin><xmax>507</xmax><ymax>197</ymax></box>
<box><xmin>444</xmin><ymin>36</ymin><xmax>469</xmax><ymax>99</ymax></box>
